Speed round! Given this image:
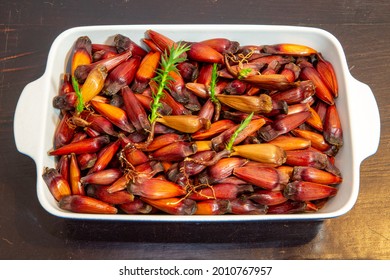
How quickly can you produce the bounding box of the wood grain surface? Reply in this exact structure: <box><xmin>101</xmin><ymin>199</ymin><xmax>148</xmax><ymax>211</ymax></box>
<box><xmin>1</xmin><ymin>0</ymin><xmax>389</xmax><ymax>260</ymax></box>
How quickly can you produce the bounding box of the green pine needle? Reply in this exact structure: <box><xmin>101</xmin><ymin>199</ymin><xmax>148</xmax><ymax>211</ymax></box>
<box><xmin>71</xmin><ymin>76</ymin><xmax>84</xmax><ymax>113</ymax></box>
<box><xmin>226</xmin><ymin>112</ymin><xmax>254</xmax><ymax>151</ymax></box>
<box><xmin>209</xmin><ymin>63</ymin><xmax>219</xmax><ymax>103</ymax></box>
<box><xmin>238</xmin><ymin>68</ymin><xmax>252</xmax><ymax>79</ymax></box>
<box><xmin>149</xmin><ymin>43</ymin><xmax>190</xmax><ymax>123</ymax></box>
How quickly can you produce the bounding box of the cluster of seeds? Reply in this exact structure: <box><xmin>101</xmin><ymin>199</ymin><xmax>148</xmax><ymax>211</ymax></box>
<box><xmin>43</xmin><ymin>30</ymin><xmax>343</xmax><ymax>215</ymax></box>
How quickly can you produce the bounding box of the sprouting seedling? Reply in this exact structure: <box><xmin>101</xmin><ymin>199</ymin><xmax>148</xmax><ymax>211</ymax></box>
<box><xmin>209</xmin><ymin>63</ymin><xmax>219</xmax><ymax>103</ymax></box>
<box><xmin>71</xmin><ymin>76</ymin><xmax>84</xmax><ymax>113</ymax></box>
<box><xmin>184</xmin><ymin>111</ymin><xmax>255</xmax><ymax>167</ymax></box>
<box><xmin>209</xmin><ymin>63</ymin><xmax>221</xmax><ymax>121</ymax></box>
<box><xmin>149</xmin><ymin>43</ymin><xmax>190</xmax><ymax>124</ymax></box>
<box><xmin>226</xmin><ymin>112</ymin><xmax>254</xmax><ymax>152</ymax></box>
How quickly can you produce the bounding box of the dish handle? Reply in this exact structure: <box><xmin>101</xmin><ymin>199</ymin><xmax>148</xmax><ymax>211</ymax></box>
<box><xmin>14</xmin><ymin>77</ymin><xmax>47</xmax><ymax>160</ymax></box>
<box><xmin>348</xmin><ymin>77</ymin><xmax>381</xmax><ymax>163</ymax></box>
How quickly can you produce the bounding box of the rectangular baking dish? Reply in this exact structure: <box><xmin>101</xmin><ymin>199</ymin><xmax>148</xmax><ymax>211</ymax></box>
<box><xmin>14</xmin><ymin>24</ymin><xmax>380</xmax><ymax>222</ymax></box>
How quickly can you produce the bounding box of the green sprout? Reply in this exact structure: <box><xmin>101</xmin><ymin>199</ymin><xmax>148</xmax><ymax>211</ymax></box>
<box><xmin>226</xmin><ymin>112</ymin><xmax>254</xmax><ymax>152</ymax></box>
<box><xmin>149</xmin><ymin>43</ymin><xmax>190</xmax><ymax>124</ymax></box>
<box><xmin>238</xmin><ymin>68</ymin><xmax>252</xmax><ymax>80</ymax></box>
<box><xmin>71</xmin><ymin>76</ymin><xmax>84</xmax><ymax>113</ymax></box>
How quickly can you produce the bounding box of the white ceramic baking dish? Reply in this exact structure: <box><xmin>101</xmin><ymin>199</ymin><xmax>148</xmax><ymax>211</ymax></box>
<box><xmin>14</xmin><ymin>25</ymin><xmax>380</xmax><ymax>222</ymax></box>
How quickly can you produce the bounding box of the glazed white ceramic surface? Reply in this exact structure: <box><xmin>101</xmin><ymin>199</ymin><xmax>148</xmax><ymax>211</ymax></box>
<box><xmin>14</xmin><ymin>25</ymin><xmax>380</xmax><ymax>221</ymax></box>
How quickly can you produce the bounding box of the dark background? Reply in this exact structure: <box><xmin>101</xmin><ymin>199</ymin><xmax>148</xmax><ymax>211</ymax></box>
<box><xmin>1</xmin><ymin>0</ymin><xmax>389</xmax><ymax>259</ymax></box>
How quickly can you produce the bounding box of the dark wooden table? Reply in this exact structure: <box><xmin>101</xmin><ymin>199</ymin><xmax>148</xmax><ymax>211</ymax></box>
<box><xmin>1</xmin><ymin>0</ymin><xmax>389</xmax><ymax>260</ymax></box>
